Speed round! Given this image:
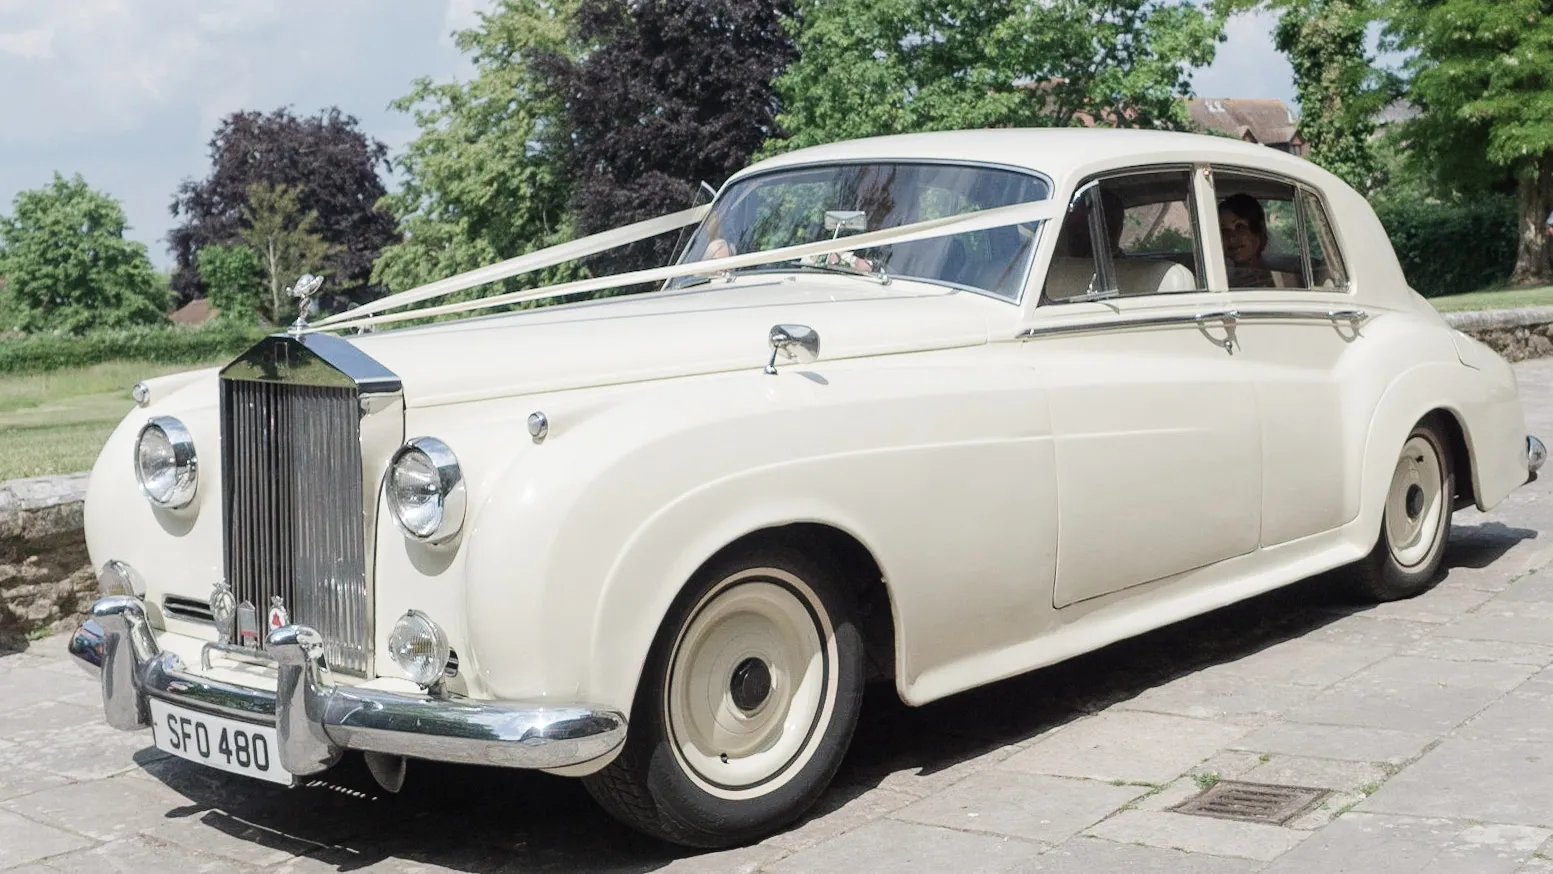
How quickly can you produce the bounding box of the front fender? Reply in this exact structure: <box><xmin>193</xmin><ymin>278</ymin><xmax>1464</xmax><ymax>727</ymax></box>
<box><xmin>458</xmin><ymin>355</ymin><xmax>1055</xmax><ymax>715</ymax></box>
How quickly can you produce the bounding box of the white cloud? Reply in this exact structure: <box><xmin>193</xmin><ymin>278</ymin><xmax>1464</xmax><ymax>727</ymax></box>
<box><xmin>0</xmin><ymin>26</ymin><xmax>52</xmax><ymax>58</ymax></box>
<box><xmin>441</xmin><ymin>0</ymin><xmax>490</xmax><ymax>46</ymax></box>
<box><xmin>1190</xmin><ymin>11</ymin><xmax>1296</xmax><ymax>107</ymax></box>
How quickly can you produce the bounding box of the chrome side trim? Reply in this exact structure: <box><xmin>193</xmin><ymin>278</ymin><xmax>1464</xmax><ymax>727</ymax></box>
<box><xmin>1017</xmin><ymin>307</ymin><xmax>1369</xmax><ymax>340</ymax></box>
<box><xmin>71</xmin><ymin>598</ymin><xmax>629</xmax><ymax>776</ymax></box>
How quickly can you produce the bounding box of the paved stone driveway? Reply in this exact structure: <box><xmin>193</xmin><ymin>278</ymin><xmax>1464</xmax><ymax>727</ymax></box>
<box><xmin>5</xmin><ymin>358</ymin><xmax>1553</xmax><ymax>873</ymax></box>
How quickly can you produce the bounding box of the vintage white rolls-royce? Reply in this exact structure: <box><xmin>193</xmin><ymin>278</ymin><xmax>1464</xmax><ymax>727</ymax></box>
<box><xmin>71</xmin><ymin>128</ymin><xmax>1543</xmax><ymax>848</ymax></box>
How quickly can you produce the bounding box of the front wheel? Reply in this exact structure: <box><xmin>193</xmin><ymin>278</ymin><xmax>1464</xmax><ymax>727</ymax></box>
<box><xmin>1349</xmin><ymin>419</ymin><xmax>1455</xmax><ymax>602</ymax></box>
<box><xmin>583</xmin><ymin>544</ymin><xmax>865</xmax><ymax>848</ymax></box>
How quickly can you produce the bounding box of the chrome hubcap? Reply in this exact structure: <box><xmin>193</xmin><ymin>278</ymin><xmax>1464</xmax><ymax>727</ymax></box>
<box><xmin>730</xmin><ymin>657</ymin><xmax>773</xmax><ymax>713</ymax></box>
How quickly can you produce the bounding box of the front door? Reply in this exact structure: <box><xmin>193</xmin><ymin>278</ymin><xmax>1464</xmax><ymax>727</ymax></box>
<box><xmin>1027</xmin><ymin>167</ymin><xmax>1262</xmax><ymax>609</ymax></box>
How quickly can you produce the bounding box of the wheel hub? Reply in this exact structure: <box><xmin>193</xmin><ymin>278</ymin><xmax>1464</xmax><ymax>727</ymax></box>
<box><xmin>729</xmin><ymin>657</ymin><xmax>773</xmax><ymax>712</ymax></box>
<box><xmin>1405</xmin><ymin>484</ymin><xmax>1425</xmax><ymax>519</ymax></box>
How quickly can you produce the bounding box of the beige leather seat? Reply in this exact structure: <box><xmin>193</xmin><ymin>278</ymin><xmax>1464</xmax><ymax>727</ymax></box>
<box><xmin>1044</xmin><ymin>256</ymin><xmax>1197</xmax><ymax>300</ymax></box>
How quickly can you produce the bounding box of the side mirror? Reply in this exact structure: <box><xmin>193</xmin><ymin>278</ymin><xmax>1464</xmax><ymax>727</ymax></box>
<box><xmin>765</xmin><ymin>324</ymin><xmax>820</xmax><ymax>375</ymax></box>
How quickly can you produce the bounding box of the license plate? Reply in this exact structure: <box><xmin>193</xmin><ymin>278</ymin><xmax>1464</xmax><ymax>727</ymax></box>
<box><xmin>148</xmin><ymin>698</ymin><xmax>292</xmax><ymax>785</ymax></box>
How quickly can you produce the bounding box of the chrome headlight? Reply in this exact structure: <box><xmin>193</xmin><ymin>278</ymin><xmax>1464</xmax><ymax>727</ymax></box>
<box><xmin>134</xmin><ymin>416</ymin><xmax>197</xmax><ymax>509</ymax></box>
<box><xmin>386</xmin><ymin>437</ymin><xmax>465</xmax><ymax>544</ymax></box>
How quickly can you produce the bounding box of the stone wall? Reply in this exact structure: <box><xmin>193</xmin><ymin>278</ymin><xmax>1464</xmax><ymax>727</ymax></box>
<box><xmin>0</xmin><ymin>473</ymin><xmax>93</xmax><ymax>648</ymax></box>
<box><xmin>1444</xmin><ymin>307</ymin><xmax>1553</xmax><ymax>362</ymax></box>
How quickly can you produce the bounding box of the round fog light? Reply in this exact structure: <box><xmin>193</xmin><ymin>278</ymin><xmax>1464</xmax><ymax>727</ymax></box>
<box><xmin>388</xmin><ymin>610</ymin><xmax>451</xmax><ymax>688</ymax></box>
<box><xmin>98</xmin><ymin>560</ymin><xmax>144</xmax><ymax>598</ymax></box>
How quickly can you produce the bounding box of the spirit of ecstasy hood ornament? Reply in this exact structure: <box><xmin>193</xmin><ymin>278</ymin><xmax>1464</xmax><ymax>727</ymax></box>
<box><xmin>288</xmin><ymin>273</ymin><xmax>325</xmax><ymax>334</ymax></box>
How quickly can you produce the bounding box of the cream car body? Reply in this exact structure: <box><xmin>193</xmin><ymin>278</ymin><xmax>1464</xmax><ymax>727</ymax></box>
<box><xmin>75</xmin><ymin>128</ymin><xmax>1539</xmax><ymax>845</ymax></box>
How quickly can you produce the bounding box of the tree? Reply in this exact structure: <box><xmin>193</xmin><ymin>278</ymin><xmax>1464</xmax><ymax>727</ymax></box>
<box><xmin>237</xmin><ymin>184</ymin><xmax>335</xmax><ymax>326</ymax></box>
<box><xmin>538</xmin><ymin>0</ymin><xmax>796</xmax><ymax>274</ymax></box>
<box><xmin>0</xmin><ymin>173</ymin><xmax>166</xmax><ymax>334</ymax></box>
<box><xmin>372</xmin><ymin>0</ymin><xmax>580</xmax><ymax>299</ymax></box>
<box><xmin>1268</xmin><ymin>0</ymin><xmax>1391</xmax><ymax>193</ymax></box>
<box><xmin>197</xmin><ymin>244</ymin><xmax>264</xmax><ymax>324</ymax></box>
<box><xmin>168</xmin><ymin>107</ymin><xmax>399</xmax><ymax>310</ymax></box>
<box><xmin>1387</xmin><ymin>0</ymin><xmax>1553</xmax><ymax>285</ymax></box>
<box><xmin>763</xmin><ymin>0</ymin><xmax>1229</xmax><ymax>156</ymax></box>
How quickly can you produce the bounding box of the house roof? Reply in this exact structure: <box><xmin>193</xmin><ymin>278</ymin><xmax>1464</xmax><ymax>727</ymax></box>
<box><xmin>1187</xmin><ymin>98</ymin><xmax>1300</xmax><ymax>146</ymax></box>
<box><xmin>169</xmin><ymin>297</ymin><xmax>217</xmax><ymax>325</ymax></box>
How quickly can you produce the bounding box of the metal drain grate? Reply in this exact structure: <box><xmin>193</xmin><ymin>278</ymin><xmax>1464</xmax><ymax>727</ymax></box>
<box><xmin>1174</xmin><ymin>780</ymin><xmax>1329</xmax><ymax>825</ymax></box>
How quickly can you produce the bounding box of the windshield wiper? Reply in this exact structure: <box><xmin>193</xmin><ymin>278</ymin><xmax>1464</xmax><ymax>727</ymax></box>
<box><xmin>782</xmin><ymin>260</ymin><xmax>891</xmax><ymax>286</ymax></box>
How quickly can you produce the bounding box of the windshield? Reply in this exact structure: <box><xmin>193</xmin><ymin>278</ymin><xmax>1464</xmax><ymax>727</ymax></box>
<box><xmin>670</xmin><ymin>162</ymin><xmax>1050</xmax><ymax>300</ymax></box>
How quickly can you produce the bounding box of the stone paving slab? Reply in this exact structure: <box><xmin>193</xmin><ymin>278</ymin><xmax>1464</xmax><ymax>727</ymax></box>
<box><xmin>2</xmin><ymin>355</ymin><xmax>1553</xmax><ymax>872</ymax></box>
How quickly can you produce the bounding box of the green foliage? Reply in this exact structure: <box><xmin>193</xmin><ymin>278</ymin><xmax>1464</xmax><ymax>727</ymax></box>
<box><xmin>0</xmin><ymin>321</ymin><xmax>267</xmax><ymax>375</ymax></box>
<box><xmin>1386</xmin><ymin>0</ymin><xmax>1553</xmax><ymax>283</ymax></box>
<box><xmin>196</xmin><ymin>244</ymin><xmax>264</xmax><ymax>324</ymax></box>
<box><xmin>1373</xmin><ymin>195</ymin><xmax>1517</xmax><ymax>297</ymax></box>
<box><xmin>1270</xmin><ymin>0</ymin><xmax>1391</xmax><ymax>192</ymax></box>
<box><xmin>373</xmin><ymin>0</ymin><xmax>582</xmax><ymax>303</ymax></box>
<box><xmin>239</xmin><ymin>183</ymin><xmax>335</xmax><ymax>326</ymax></box>
<box><xmin>0</xmin><ymin>173</ymin><xmax>167</xmax><ymax>335</ymax></box>
<box><xmin>762</xmin><ymin>0</ymin><xmax>1228</xmax><ymax>157</ymax></box>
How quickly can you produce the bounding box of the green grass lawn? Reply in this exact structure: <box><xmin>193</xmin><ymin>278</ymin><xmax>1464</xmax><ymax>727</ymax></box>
<box><xmin>0</xmin><ymin>360</ymin><xmax>226</xmax><ymax>481</ymax></box>
<box><xmin>1428</xmin><ymin>285</ymin><xmax>1553</xmax><ymax>312</ymax></box>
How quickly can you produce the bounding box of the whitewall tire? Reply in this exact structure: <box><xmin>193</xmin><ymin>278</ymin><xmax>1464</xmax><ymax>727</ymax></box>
<box><xmin>583</xmin><ymin>543</ymin><xmax>865</xmax><ymax>848</ymax></box>
<box><xmin>1350</xmin><ymin>418</ymin><xmax>1455</xmax><ymax>602</ymax></box>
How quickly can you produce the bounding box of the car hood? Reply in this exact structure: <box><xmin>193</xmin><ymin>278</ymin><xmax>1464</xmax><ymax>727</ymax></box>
<box><xmin>341</xmin><ymin>277</ymin><xmax>997</xmax><ymax>407</ymax></box>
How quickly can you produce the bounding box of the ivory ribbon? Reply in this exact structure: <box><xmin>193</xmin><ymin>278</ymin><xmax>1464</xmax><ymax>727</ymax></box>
<box><xmin>312</xmin><ymin>198</ymin><xmax>1058</xmax><ymax>334</ymax></box>
<box><xmin>313</xmin><ymin>204</ymin><xmax>713</xmax><ymax>327</ymax></box>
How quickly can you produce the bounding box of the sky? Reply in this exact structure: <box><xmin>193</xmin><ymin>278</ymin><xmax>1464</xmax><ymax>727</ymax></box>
<box><xmin>0</xmin><ymin>2</ymin><xmax>1296</xmax><ymax>270</ymax></box>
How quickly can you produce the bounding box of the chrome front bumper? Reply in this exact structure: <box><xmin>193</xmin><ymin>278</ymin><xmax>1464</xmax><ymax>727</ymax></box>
<box><xmin>69</xmin><ymin>596</ymin><xmax>627</xmax><ymax>777</ymax></box>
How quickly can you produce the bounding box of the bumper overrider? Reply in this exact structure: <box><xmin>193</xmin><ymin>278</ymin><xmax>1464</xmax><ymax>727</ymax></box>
<box><xmin>68</xmin><ymin>596</ymin><xmax>627</xmax><ymax>779</ymax></box>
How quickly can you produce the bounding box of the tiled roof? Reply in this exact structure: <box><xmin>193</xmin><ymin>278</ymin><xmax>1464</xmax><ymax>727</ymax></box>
<box><xmin>1187</xmin><ymin>98</ymin><xmax>1301</xmax><ymax>147</ymax></box>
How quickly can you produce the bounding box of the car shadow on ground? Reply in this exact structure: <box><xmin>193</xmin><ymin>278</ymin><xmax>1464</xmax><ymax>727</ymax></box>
<box><xmin>131</xmin><ymin>519</ymin><xmax>1536</xmax><ymax>873</ymax></box>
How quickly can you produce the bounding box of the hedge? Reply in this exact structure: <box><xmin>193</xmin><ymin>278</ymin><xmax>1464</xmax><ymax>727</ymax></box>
<box><xmin>1373</xmin><ymin>195</ymin><xmax>1518</xmax><ymax>298</ymax></box>
<box><xmin>0</xmin><ymin>320</ymin><xmax>270</xmax><ymax>375</ymax></box>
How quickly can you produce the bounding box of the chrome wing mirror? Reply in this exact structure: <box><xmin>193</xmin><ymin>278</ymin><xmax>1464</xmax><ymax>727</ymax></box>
<box><xmin>765</xmin><ymin>324</ymin><xmax>820</xmax><ymax>375</ymax></box>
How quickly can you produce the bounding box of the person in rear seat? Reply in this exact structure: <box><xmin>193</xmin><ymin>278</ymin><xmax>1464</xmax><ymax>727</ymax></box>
<box><xmin>1219</xmin><ymin>194</ymin><xmax>1279</xmax><ymax>289</ymax></box>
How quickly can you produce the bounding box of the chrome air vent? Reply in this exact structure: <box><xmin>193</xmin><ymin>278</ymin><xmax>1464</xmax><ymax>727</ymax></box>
<box><xmin>162</xmin><ymin>595</ymin><xmax>214</xmax><ymax>624</ymax></box>
<box><xmin>219</xmin><ymin>333</ymin><xmax>403</xmax><ymax>677</ymax></box>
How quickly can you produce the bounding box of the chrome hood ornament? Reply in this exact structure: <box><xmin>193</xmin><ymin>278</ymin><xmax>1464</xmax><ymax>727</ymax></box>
<box><xmin>288</xmin><ymin>273</ymin><xmax>325</xmax><ymax>335</ymax></box>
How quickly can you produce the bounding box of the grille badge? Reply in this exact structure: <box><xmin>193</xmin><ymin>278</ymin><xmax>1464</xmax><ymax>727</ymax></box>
<box><xmin>268</xmin><ymin>596</ymin><xmax>290</xmax><ymax>632</ymax></box>
<box><xmin>237</xmin><ymin>601</ymin><xmax>260</xmax><ymax>648</ymax></box>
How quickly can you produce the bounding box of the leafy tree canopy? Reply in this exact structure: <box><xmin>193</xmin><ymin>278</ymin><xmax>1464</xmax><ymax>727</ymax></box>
<box><xmin>0</xmin><ymin>173</ymin><xmax>166</xmax><ymax>335</ymax></box>
<box><xmin>763</xmin><ymin>0</ymin><xmax>1229</xmax><ymax>157</ymax></box>
<box><xmin>169</xmin><ymin>107</ymin><xmax>399</xmax><ymax>310</ymax></box>
<box><xmin>197</xmin><ymin>243</ymin><xmax>263</xmax><ymax>325</ymax></box>
<box><xmin>239</xmin><ymin>183</ymin><xmax>336</xmax><ymax>327</ymax></box>
<box><xmin>1386</xmin><ymin>0</ymin><xmax>1553</xmax><ymax>283</ymax></box>
<box><xmin>539</xmin><ymin>0</ymin><xmax>796</xmax><ymax>273</ymax></box>
<box><xmin>372</xmin><ymin>0</ymin><xmax>580</xmax><ymax>300</ymax></box>
<box><xmin>1262</xmin><ymin>0</ymin><xmax>1393</xmax><ymax>193</ymax></box>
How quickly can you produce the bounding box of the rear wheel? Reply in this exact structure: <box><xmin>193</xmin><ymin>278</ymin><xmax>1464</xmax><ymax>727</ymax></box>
<box><xmin>1350</xmin><ymin>419</ymin><xmax>1455</xmax><ymax>601</ymax></box>
<box><xmin>583</xmin><ymin>544</ymin><xmax>864</xmax><ymax>848</ymax></box>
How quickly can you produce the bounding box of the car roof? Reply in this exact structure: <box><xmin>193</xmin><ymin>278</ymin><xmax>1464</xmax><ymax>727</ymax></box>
<box><xmin>732</xmin><ymin>128</ymin><xmax>1332</xmax><ymax>193</ymax></box>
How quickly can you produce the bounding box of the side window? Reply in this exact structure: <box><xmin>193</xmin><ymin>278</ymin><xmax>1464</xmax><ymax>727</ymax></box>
<box><xmin>1043</xmin><ymin>169</ymin><xmax>1205</xmax><ymax>302</ymax></box>
<box><xmin>1214</xmin><ymin>173</ymin><xmax>1349</xmax><ymax>291</ymax></box>
<box><xmin>1299</xmin><ymin>190</ymin><xmax>1349</xmax><ymax>288</ymax></box>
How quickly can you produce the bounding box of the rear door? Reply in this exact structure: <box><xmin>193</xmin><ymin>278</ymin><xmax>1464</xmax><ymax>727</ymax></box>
<box><xmin>1205</xmin><ymin>168</ymin><xmax>1361</xmax><ymax>545</ymax></box>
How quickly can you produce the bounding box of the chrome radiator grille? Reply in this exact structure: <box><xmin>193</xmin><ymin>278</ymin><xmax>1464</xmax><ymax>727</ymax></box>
<box><xmin>220</xmin><ymin>380</ymin><xmax>371</xmax><ymax>676</ymax></box>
